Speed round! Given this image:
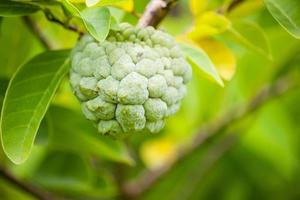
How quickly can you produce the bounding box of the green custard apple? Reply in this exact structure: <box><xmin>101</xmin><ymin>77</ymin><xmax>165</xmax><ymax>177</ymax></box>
<box><xmin>70</xmin><ymin>23</ymin><xmax>192</xmax><ymax>136</ymax></box>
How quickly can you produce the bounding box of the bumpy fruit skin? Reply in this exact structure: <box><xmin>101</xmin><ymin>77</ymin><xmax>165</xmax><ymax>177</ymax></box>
<box><xmin>70</xmin><ymin>23</ymin><xmax>192</xmax><ymax>136</ymax></box>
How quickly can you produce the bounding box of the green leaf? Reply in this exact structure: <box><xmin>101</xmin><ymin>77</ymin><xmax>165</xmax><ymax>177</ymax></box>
<box><xmin>179</xmin><ymin>42</ymin><xmax>224</xmax><ymax>87</ymax></box>
<box><xmin>86</xmin><ymin>0</ymin><xmax>127</xmax><ymax>7</ymax></box>
<box><xmin>0</xmin><ymin>17</ymin><xmax>2</xmax><ymax>33</ymax></box>
<box><xmin>0</xmin><ymin>1</ymin><xmax>40</xmax><ymax>17</ymax></box>
<box><xmin>86</xmin><ymin>0</ymin><xmax>100</xmax><ymax>7</ymax></box>
<box><xmin>229</xmin><ymin>20</ymin><xmax>272</xmax><ymax>59</ymax></box>
<box><xmin>32</xmin><ymin>151</ymin><xmax>118</xmax><ymax>198</ymax></box>
<box><xmin>0</xmin><ymin>78</ymin><xmax>9</xmax><ymax>113</ymax></box>
<box><xmin>0</xmin><ymin>18</ymin><xmax>44</xmax><ymax>77</ymax></box>
<box><xmin>33</xmin><ymin>151</ymin><xmax>92</xmax><ymax>191</ymax></box>
<box><xmin>48</xmin><ymin>106</ymin><xmax>134</xmax><ymax>165</ymax></box>
<box><xmin>61</xmin><ymin>0</ymin><xmax>81</xmax><ymax>17</ymax></box>
<box><xmin>264</xmin><ymin>0</ymin><xmax>300</xmax><ymax>39</ymax></box>
<box><xmin>35</xmin><ymin>115</ymin><xmax>52</xmax><ymax>146</ymax></box>
<box><xmin>81</xmin><ymin>7</ymin><xmax>111</xmax><ymax>42</ymax></box>
<box><xmin>85</xmin><ymin>0</ymin><xmax>134</xmax><ymax>12</ymax></box>
<box><xmin>0</xmin><ymin>50</ymin><xmax>70</xmax><ymax>164</ymax></box>
<box><xmin>62</xmin><ymin>0</ymin><xmax>112</xmax><ymax>42</ymax></box>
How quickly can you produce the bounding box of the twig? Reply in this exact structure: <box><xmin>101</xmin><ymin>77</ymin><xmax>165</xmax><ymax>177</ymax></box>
<box><xmin>227</xmin><ymin>0</ymin><xmax>245</xmax><ymax>12</ymax></box>
<box><xmin>217</xmin><ymin>0</ymin><xmax>245</xmax><ymax>14</ymax></box>
<box><xmin>0</xmin><ymin>165</ymin><xmax>59</xmax><ymax>200</ymax></box>
<box><xmin>23</xmin><ymin>16</ymin><xmax>53</xmax><ymax>49</ymax></box>
<box><xmin>122</xmin><ymin>74</ymin><xmax>299</xmax><ymax>198</ymax></box>
<box><xmin>137</xmin><ymin>0</ymin><xmax>178</xmax><ymax>28</ymax></box>
<box><xmin>44</xmin><ymin>9</ymin><xmax>84</xmax><ymax>36</ymax></box>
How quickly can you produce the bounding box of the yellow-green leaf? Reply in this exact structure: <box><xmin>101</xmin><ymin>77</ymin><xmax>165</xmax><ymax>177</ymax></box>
<box><xmin>228</xmin><ymin>0</ymin><xmax>263</xmax><ymax>18</ymax></box>
<box><xmin>61</xmin><ymin>0</ymin><xmax>112</xmax><ymax>42</ymax></box>
<box><xmin>90</xmin><ymin>0</ymin><xmax>133</xmax><ymax>12</ymax></box>
<box><xmin>179</xmin><ymin>42</ymin><xmax>224</xmax><ymax>86</ymax></box>
<box><xmin>229</xmin><ymin>20</ymin><xmax>272</xmax><ymax>59</ymax></box>
<box><xmin>69</xmin><ymin>0</ymin><xmax>134</xmax><ymax>12</ymax></box>
<box><xmin>189</xmin><ymin>0</ymin><xmax>208</xmax><ymax>16</ymax></box>
<box><xmin>198</xmin><ymin>39</ymin><xmax>236</xmax><ymax>80</ymax></box>
<box><xmin>188</xmin><ymin>11</ymin><xmax>231</xmax><ymax>40</ymax></box>
<box><xmin>264</xmin><ymin>0</ymin><xmax>300</xmax><ymax>39</ymax></box>
<box><xmin>81</xmin><ymin>7</ymin><xmax>112</xmax><ymax>42</ymax></box>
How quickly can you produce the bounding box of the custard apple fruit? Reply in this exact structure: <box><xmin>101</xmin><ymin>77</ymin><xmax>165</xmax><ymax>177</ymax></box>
<box><xmin>70</xmin><ymin>23</ymin><xmax>192</xmax><ymax>136</ymax></box>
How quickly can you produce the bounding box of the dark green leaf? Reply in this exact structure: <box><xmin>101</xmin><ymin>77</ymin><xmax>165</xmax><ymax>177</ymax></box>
<box><xmin>35</xmin><ymin>115</ymin><xmax>52</xmax><ymax>146</ymax></box>
<box><xmin>0</xmin><ymin>17</ymin><xmax>2</xmax><ymax>34</ymax></box>
<box><xmin>33</xmin><ymin>151</ymin><xmax>92</xmax><ymax>191</ymax></box>
<box><xmin>264</xmin><ymin>0</ymin><xmax>300</xmax><ymax>39</ymax></box>
<box><xmin>32</xmin><ymin>151</ymin><xmax>118</xmax><ymax>198</ymax></box>
<box><xmin>0</xmin><ymin>1</ymin><xmax>40</xmax><ymax>17</ymax></box>
<box><xmin>0</xmin><ymin>50</ymin><xmax>70</xmax><ymax>164</ymax></box>
<box><xmin>0</xmin><ymin>78</ymin><xmax>9</xmax><ymax>113</ymax></box>
<box><xmin>48</xmin><ymin>106</ymin><xmax>135</xmax><ymax>165</ymax></box>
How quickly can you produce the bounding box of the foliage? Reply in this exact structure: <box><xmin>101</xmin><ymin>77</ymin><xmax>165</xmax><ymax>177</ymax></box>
<box><xmin>0</xmin><ymin>0</ymin><xmax>300</xmax><ymax>199</ymax></box>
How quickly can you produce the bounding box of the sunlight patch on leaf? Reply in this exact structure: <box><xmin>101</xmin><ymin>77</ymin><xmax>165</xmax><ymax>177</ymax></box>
<box><xmin>189</xmin><ymin>0</ymin><xmax>208</xmax><ymax>16</ymax></box>
<box><xmin>188</xmin><ymin>11</ymin><xmax>231</xmax><ymax>40</ymax></box>
<box><xmin>178</xmin><ymin>39</ymin><xmax>224</xmax><ymax>86</ymax></box>
<box><xmin>88</xmin><ymin>0</ymin><xmax>133</xmax><ymax>12</ymax></box>
<box><xmin>198</xmin><ymin>39</ymin><xmax>236</xmax><ymax>81</ymax></box>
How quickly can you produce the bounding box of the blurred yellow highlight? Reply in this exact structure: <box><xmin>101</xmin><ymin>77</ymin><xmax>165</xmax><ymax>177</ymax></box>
<box><xmin>198</xmin><ymin>39</ymin><xmax>236</xmax><ymax>80</ymax></box>
<box><xmin>188</xmin><ymin>11</ymin><xmax>231</xmax><ymax>40</ymax></box>
<box><xmin>140</xmin><ymin>138</ymin><xmax>178</xmax><ymax>170</ymax></box>
<box><xmin>69</xmin><ymin>0</ymin><xmax>133</xmax><ymax>12</ymax></box>
<box><xmin>189</xmin><ymin>0</ymin><xmax>208</xmax><ymax>16</ymax></box>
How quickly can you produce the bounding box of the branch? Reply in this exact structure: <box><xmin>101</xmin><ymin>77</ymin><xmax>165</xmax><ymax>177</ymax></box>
<box><xmin>23</xmin><ymin>16</ymin><xmax>53</xmax><ymax>50</ymax></box>
<box><xmin>217</xmin><ymin>0</ymin><xmax>245</xmax><ymax>14</ymax></box>
<box><xmin>137</xmin><ymin>0</ymin><xmax>178</xmax><ymax>28</ymax></box>
<box><xmin>122</xmin><ymin>73</ymin><xmax>299</xmax><ymax>198</ymax></box>
<box><xmin>44</xmin><ymin>9</ymin><xmax>84</xmax><ymax>36</ymax></box>
<box><xmin>227</xmin><ymin>0</ymin><xmax>245</xmax><ymax>12</ymax></box>
<box><xmin>0</xmin><ymin>165</ymin><xmax>60</xmax><ymax>200</ymax></box>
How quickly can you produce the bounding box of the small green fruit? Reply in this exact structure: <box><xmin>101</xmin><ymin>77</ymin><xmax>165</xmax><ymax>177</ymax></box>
<box><xmin>70</xmin><ymin>23</ymin><xmax>192</xmax><ymax>136</ymax></box>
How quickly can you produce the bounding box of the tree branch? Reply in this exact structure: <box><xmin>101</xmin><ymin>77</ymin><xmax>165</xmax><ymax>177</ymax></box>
<box><xmin>44</xmin><ymin>9</ymin><xmax>84</xmax><ymax>36</ymax></box>
<box><xmin>137</xmin><ymin>0</ymin><xmax>178</xmax><ymax>28</ymax></box>
<box><xmin>227</xmin><ymin>0</ymin><xmax>245</xmax><ymax>12</ymax></box>
<box><xmin>0</xmin><ymin>165</ymin><xmax>60</xmax><ymax>200</ymax></box>
<box><xmin>122</xmin><ymin>73</ymin><xmax>299</xmax><ymax>198</ymax></box>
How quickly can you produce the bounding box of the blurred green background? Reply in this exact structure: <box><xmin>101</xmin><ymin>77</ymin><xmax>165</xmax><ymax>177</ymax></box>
<box><xmin>1</xmin><ymin>0</ymin><xmax>300</xmax><ymax>199</ymax></box>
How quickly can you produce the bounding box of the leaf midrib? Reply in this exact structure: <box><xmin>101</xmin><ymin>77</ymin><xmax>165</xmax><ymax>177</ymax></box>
<box><xmin>268</xmin><ymin>0</ymin><xmax>300</xmax><ymax>32</ymax></box>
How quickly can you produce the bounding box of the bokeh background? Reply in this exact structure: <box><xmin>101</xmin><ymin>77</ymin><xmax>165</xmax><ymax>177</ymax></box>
<box><xmin>1</xmin><ymin>0</ymin><xmax>300</xmax><ymax>199</ymax></box>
